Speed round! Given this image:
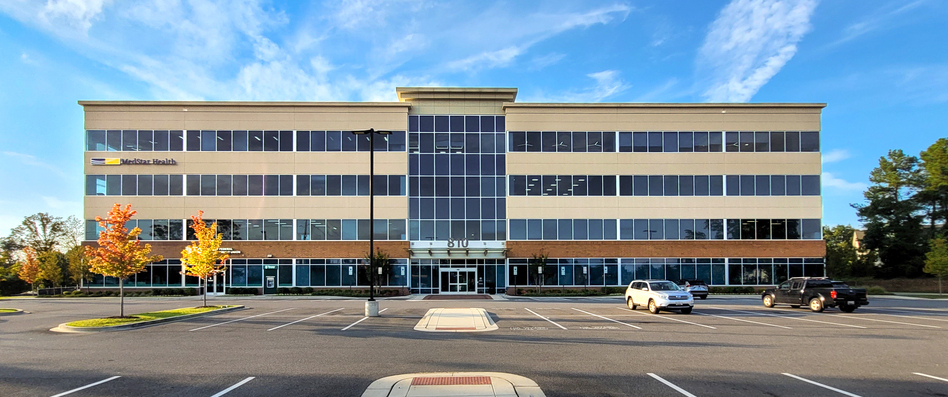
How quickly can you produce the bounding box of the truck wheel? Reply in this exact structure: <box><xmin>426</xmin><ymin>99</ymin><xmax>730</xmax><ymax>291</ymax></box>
<box><xmin>809</xmin><ymin>297</ymin><xmax>824</xmax><ymax>313</ymax></box>
<box><xmin>763</xmin><ymin>294</ymin><xmax>775</xmax><ymax>308</ymax></box>
<box><xmin>680</xmin><ymin>307</ymin><xmax>693</xmax><ymax>314</ymax></box>
<box><xmin>840</xmin><ymin>305</ymin><xmax>856</xmax><ymax>313</ymax></box>
<box><xmin>648</xmin><ymin>299</ymin><xmax>660</xmax><ymax>314</ymax></box>
<box><xmin>627</xmin><ymin>297</ymin><xmax>637</xmax><ymax>310</ymax></box>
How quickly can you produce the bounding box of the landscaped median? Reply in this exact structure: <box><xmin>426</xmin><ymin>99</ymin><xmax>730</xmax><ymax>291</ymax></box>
<box><xmin>51</xmin><ymin>305</ymin><xmax>244</xmax><ymax>333</ymax></box>
<box><xmin>0</xmin><ymin>308</ymin><xmax>24</xmax><ymax>315</ymax></box>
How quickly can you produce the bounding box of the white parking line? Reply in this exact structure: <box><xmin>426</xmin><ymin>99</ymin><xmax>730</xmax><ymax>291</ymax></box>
<box><xmin>647</xmin><ymin>373</ymin><xmax>697</xmax><ymax>397</ymax></box>
<box><xmin>783</xmin><ymin>373</ymin><xmax>862</xmax><ymax>396</ymax></box>
<box><xmin>695</xmin><ymin>311</ymin><xmax>792</xmax><ymax>329</ymax></box>
<box><xmin>267</xmin><ymin>308</ymin><xmax>343</xmax><ymax>331</ymax></box>
<box><xmin>828</xmin><ymin>313</ymin><xmax>941</xmax><ymax>329</ymax></box>
<box><xmin>915</xmin><ymin>372</ymin><xmax>948</xmax><ymax>382</ymax></box>
<box><xmin>572</xmin><ymin>308</ymin><xmax>642</xmax><ymax>329</ymax></box>
<box><xmin>719</xmin><ymin>308</ymin><xmax>867</xmax><ymax>329</ymax></box>
<box><xmin>210</xmin><ymin>377</ymin><xmax>255</xmax><ymax>397</ymax></box>
<box><xmin>341</xmin><ymin>308</ymin><xmax>388</xmax><ymax>331</ymax></box>
<box><xmin>525</xmin><ymin>308</ymin><xmax>568</xmax><ymax>330</ymax></box>
<box><xmin>627</xmin><ymin>310</ymin><xmax>716</xmax><ymax>329</ymax></box>
<box><xmin>51</xmin><ymin>376</ymin><xmax>121</xmax><ymax>397</ymax></box>
<box><xmin>189</xmin><ymin>308</ymin><xmax>295</xmax><ymax>331</ymax></box>
<box><xmin>864</xmin><ymin>309</ymin><xmax>948</xmax><ymax>323</ymax></box>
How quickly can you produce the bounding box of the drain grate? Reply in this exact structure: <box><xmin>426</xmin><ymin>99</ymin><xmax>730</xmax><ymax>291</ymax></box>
<box><xmin>411</xmin><ymin>376</ymin><xmax>492</xmax><ymax>386</ymax></box>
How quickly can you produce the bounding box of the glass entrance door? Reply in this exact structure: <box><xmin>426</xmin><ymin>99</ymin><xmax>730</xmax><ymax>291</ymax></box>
<box><xmin>439</xmin><ymin>268</ymin><xmax>476</xmax><ymax>293</ymax></box>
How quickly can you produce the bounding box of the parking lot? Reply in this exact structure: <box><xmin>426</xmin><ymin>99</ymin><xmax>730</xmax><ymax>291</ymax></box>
<box><xmin>2</xmin><ymin>295</ymin><xmax>948</xmax><ymax>396</ymax></box>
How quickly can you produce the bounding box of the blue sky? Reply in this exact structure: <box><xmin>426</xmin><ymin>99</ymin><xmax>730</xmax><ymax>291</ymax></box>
<box><xmin>0</xmin><ymin>0</ymin><xmax>945</xmax><ymax>236</ymax></box>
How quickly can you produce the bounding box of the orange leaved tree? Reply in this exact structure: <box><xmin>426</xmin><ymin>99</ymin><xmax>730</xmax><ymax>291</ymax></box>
<box><xmin>86</xmin><ymin>203</ymin><xmax>163</xmax><ymax>317</ymax></box>
<box><xmin>181</xmin><ymin>211</ymin><xmax>229</xmax><ymax>307</ymax></box>
<box><xmin>17</xmin><ymin>246</ymin><xmax>40</xmax><ymax>293</ymax></box>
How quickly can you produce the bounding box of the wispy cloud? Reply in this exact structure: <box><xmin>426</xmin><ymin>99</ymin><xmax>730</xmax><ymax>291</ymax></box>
<box><xmin>522</xmin><ymin>70</ymin><xmax>630</xmax><ymax>103</ymax></box>
<box><xmin>42</xmin><ymin>196</ymin><xmax>81</xmax><ymax>211</ymax></box>
<box><xmin>828</xmin><ymin>0</ymin><xmax>927</xmax><ymax>47</ymax></box>
<box><xmin>2</xmin><ymin>151</ymin><xmax>69</xmax><ymax>180</ymax></box>
<box><xmin>446</xmin><ymin>4</ymin><xmax>631</xmax><ymax>72</ymax></box>
<box><xmin>822</xmin><ymin>149</ymin><xmax>851</xmax><ymax>164</ymax></box>
<box><xmin>698</xmin><ymin>0</ymin><xmax>819</xmax><ymax>102</ymax></box>
<box><xmin>823</xmin><ymin>172</ymin><xmax>867</xmax><ymax>191</ymax></box>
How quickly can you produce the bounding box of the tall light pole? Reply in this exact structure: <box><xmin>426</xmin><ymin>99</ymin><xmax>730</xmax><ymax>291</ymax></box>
<box><xmin>352</xmin><ymin>128</ymin><xmax>391</xmax><ymax>317</ymax></box>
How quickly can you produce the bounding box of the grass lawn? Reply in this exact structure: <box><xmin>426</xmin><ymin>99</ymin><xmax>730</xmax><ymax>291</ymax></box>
<box><xmin>0</xmin><ymin>308</ymin><xmax>17</xmax><ymax>313</ymax></box>
<box><xmin>66</xmin><ymin>306</ymin><xmax>233</xmax><ymax>327</ymax></box>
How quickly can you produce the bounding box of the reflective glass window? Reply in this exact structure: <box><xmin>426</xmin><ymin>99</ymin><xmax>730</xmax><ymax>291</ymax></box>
<box><xmin>232</xmin><ymin>131</ymin><xmax>248</xmax><ymax>151</ymax></box>
<box><xmin>679</xmin><ymin>132</ymin><xmax>693</xmax><ymax>152</ymax></box>
<box><xmin>755</xmin><ymin>132</ymin><xmax>770</xmax><ymax>152</ymax></box>
<box><xmin>663</xmin><ymin>132</ymin><xmax>677</xmax><ymax>152</ymax></box>
<box><xmin>725</xmin><ymin>132</ymin><xmax>739</xmax><ymax>152</ymax></box>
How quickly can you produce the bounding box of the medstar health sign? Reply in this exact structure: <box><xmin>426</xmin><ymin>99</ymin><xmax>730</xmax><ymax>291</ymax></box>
<box><xmin>91</xmin><ymin>158</ymin><xmax>177</xmax><ymax>165</ymax></box>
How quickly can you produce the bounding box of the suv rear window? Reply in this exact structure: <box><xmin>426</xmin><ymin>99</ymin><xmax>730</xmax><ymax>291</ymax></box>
<box><xmin>806</xmin><ymin>280</ymin><xmax>833</xmax><ymax>288</ymax></box>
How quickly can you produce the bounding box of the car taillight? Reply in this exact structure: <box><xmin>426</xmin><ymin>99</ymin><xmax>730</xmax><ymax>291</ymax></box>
<box><xmin>831</xmin><ymin>290</ymin><xmax>837</xmax><ymax>299</ymax></box>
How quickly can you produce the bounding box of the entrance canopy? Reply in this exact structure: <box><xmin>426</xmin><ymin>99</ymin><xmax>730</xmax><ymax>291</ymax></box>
<box><xmin>409</xmin><ymin>241</ymin><xmax>507</xmax><ymax>260</ymax></box>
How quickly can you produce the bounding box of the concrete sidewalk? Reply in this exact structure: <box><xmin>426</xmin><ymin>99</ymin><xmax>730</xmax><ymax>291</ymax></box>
<box><xmin>362</xmin><ymin>372</ymin><xmax>545</xmax><ymax>397</ymax></box>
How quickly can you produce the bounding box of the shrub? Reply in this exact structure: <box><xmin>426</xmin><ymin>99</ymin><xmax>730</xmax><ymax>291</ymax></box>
<box><xmin>866</xmin><ymin>286</ymin><xmax>889</xmax><ymax>295</ymax></box>
<box><xmin>290</xmin><ymin>287</ymin><xmax>303</xmax><ymax>295</ymax></box>
<box><xmin>303</xmin><ymin>287</ymin><xmax>314</xmax><ymax>294</ymax></box>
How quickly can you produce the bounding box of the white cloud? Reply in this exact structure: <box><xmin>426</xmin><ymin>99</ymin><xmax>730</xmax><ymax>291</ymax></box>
<box><xmin>2</xmin><ymin>151</ymin><xmax>69</xmax><ymax>180</ymax></box>
<box><xmin>445</xmin><ymin>4</ymin><xmax>631</xmax><ymax>73</ymax></box>
<box><xmin>828</xmin><ymin>0</ymin><xmax>927</xmax><ymax>47</ymax></box>
<box><xmin>448</xmin><ymin>47</ymin><xmax>523</xmax><ymax>72</ymax></box>
<box><xmin>823</xmin><ymin>172</ymin><xmax>867</xmax><ymax>191</ymax></box>
<box><xmin>822</xmin><ymin>149</ymin><xmax>851</xmax><ymax>164</ymax></box>
<box><xmin>528</xmin><ymin>53</ymin><xmax>566</xmax><ymax>71</ymax></box>
<box><xmin>42</xmin><ymin>196</ymin><xmax>81</xmax><ymax>211</ymax></box>
<box><xmin>698</xmin><ymin>0</ymin><xmax>819</xmax><ymax>102</ymax></box>
<box><xmin>40</xmin><ymin>0</ymin><xmax>112</xmax><ymax>33</ymax></box>
<box><xmin>522</xmin><ymin>70</ymin><xmax>630</xmax><ymax>103</ymax></box>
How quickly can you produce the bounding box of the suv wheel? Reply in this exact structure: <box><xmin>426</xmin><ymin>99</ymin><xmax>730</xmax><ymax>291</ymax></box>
<box><xmin>627</xmin><ymin>297</ymin><xmax>637</xmax><ymax>310</ymax></box>
<box><xmin>648</xmin><ymin>299</ymin><xmax>660</xmax><ymax>314</ymax></box>
<box><xmin>680</xmin><ymin>307</ymin><xmax>693</xmax><ymax>314</ymax></box>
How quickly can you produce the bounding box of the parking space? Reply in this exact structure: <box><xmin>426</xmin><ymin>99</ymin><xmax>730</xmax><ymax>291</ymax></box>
<box><xmin>2</xmin><ymin>296</ymin><xmax>948</xmax><ymax>396</ymax></box>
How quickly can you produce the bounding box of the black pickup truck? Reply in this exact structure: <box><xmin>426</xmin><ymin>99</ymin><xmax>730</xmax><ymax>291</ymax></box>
<box><xmin>761</xmin><ymin>277</ymin><xmax>869</xmax><ymax>313</ymax></box>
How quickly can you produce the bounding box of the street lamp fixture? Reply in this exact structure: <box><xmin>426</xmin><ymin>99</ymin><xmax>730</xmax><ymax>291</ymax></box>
<box><xmin>352</xmin><ymin>128</ymin><xmax>391</xmax><ymax>317</ymax></box>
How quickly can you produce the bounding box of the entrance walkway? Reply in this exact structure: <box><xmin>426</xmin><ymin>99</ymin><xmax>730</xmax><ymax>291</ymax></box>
<box><xmin>414</xmin><ymin>308</ymin><xmax>498</xmax><ymax>332</ymax></box>
<box><xmin>362</xmin><ymin>372</ymin><xmax>545</xmax><ymax>397</ymax></box>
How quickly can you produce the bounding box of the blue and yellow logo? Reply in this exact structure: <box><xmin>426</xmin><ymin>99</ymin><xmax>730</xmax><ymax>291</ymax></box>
<box><xmin>90</xmin><ymin>158</ymin><xmax>120</xmax><ymax>165</ymax></box>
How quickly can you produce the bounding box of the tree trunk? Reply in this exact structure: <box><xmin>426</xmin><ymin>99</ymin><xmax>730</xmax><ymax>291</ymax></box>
<box><xmin>119</xmin><ymin>277</ymin><xmax>124</xmax><ymax>317</ymax></box>
<box><xmin>203</xmin><ymin>277</ymin><xmax>208</xmax><ymax>307</ymax></box>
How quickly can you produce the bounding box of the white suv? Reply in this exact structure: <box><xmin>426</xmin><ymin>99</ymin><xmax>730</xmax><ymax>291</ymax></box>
<box><xmin>625</xmin><ymin>279</ymin><xmax>694</xmax><ymax>314</ymax></box>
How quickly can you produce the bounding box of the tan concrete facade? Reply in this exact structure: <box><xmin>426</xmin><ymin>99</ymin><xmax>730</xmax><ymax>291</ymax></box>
<box><xmin>81</xmin><ymin>87</ymin><xmax>826</xmax><ymax>289</ymax></box>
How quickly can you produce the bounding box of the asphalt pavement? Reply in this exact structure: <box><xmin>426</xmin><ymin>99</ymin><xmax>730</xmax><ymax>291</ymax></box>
<box><xmin>2</xmin><ymin>294</ymin><xmax>948</xmax><ymax>396</ymax></box>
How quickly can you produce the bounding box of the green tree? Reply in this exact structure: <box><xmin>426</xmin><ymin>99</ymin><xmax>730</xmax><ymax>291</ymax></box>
<box><xmin>66</xmin><ymin>245</ymin><xmax>92</xmax><ymax>290</ymax></box>
<box><xmin>823</xmin><ymin>225</ymin><xmax>858</xmax><ymax>278</ymax></box>
<box><xmin>855</xmin><ymin>150</ymin><xmax>927</xmax><ymax>278</ymax></box>
<box><xmin>0</xmin><ymin>238</ymin><xmax>28</xmax><ymax>295</ymax></box>
<box><xmin>919</xmin><ymin>138</ymin><xmax>948</xmax><ymax>238</ymax></box>
<box><xmin>37</xmin><ymin>251</ymin><xmax>67</xmax><ymax>288</ymax></box>
<box><xmin>924</xmin><ymin>238</ymin><xmax>948</xmax><ymax>294</ymax></box>
<box><xmin>8</xmin><ymin>213</ymin><xmax>68</xmax><ymax>254</ymax></box>
<box><xmin>363</xmin><ymin>249</ymin><xmax>392</xmax><ymax>296</ymax></box>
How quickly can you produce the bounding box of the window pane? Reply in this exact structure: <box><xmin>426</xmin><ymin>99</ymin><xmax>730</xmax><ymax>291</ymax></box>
<box><xmin>725</xmin><ymin>132</ymin><xmax>739</xmax><ymax>152</ymax></box>
<box><xmin>663</xmin><ymin>132</ymin><xmax>677</xmax><ymax>152</ymax></box>
<box><xmin>801</xmin><ymin>175</ymin><xmax>821</xmax><ymax>195</ymax></box>
<box><xmin>755</xmin><ymin>132</ymin><xmax>769</xmax><ymax>152</ymax></box>
<box><xmin>801</xmin><ymin>132</ymin><xmax>820</xmax><ymax>152</ymax></box>
<box><xmin>541</xmin><ymin>131</ymin><xmax>556</xmax><ymax>152</ymax></box>
<box><xmin>572</xmin><ymin>132</ymin><xmax>586</xmax><ymax>153</ymax></box>
<box><xmin>648</xmin><ymin>132</ymin><xmax>662</xmax><ymax>152</ymax></box>
<box><xmin>709</xmin><ymin>132</ymin><xmax>723</xmax><ymax>152</ymax></box>
<box><xmin>648</xmin><ymin>176</ymin><xmax>663</xmax><ymax>196</ymax></box>
<box><xmin>619</xmin><ymin>132</ymin><xmax>633</xmax><ymax>152</ymax></box>
<box><xmin>678</xmin><ymin>132</ymin><xmax>693</xmax><ymax>152</ymax></box>
<box><xmin>633</xmin><ymin>132</ymin><xmax>648</xmax><ymax>152</ymax></box>
<box><xmin>771</xmin><ymin>175</ymin><xmax>786</xmax><ymax>195</ymax></box>
<box><xmin>756</xmin><ymin>175</ymin><xmax>770</xmax><ymax>196</ymax></box>
<box><xmin>770</xmin><ymin>132</ymin><xmax>785</xmax><ymax>152</ymax></box>
<box><xmin>138</xmin><ymin>130</ymin><xmax>154</xmax><ymax>151</ymax></box>
<box><xmin>123</xmin><ymin>130</ymin><xmax>137</xmax><ymax>151</ymax></box>
<box><xmin>694</xmin><ymin>132</ymin><xmax>709</xmax><ymax>152</ymax></box>
<box><xmin>785</xmin><ymin>132</ymin><xmax>800</xmax><ymax>152</ymax></box>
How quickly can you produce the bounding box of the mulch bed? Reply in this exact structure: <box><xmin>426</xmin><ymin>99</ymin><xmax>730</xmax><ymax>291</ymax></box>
<box><xmin>422</xmin><ymin>294</ymin><xmax>492</xmax><ymax>300</ymax></box>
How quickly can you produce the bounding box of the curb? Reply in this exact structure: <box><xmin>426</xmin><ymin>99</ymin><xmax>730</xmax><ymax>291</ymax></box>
<box><xmin>0</xmin><ymin>309</ymin><xmax>25</xmax><ymax>316</ymax></box>
<box><xmin>50</xmin><ymin>305</ymin><xmax>246</xmax><ymax>333</ymax></box>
